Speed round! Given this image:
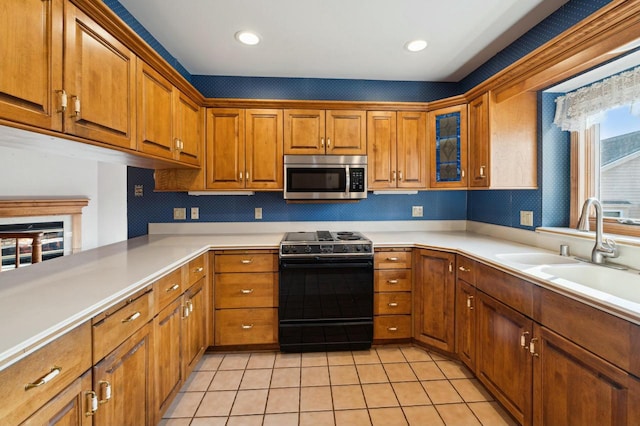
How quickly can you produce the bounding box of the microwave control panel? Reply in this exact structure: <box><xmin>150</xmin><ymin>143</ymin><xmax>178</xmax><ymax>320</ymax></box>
<box><xmin>349</xmin><ymin>168</ymin><xmax>366</xmax><ymax>192</ymax></box>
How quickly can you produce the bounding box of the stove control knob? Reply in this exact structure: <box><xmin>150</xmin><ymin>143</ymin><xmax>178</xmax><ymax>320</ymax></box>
<box><xmin>282</xmin><ymin>246</ymin><xmax>290</xmax><ymax>253</ymax></box>
<box><xmin>304</xmin><ymin>246</ymin><xmax>312</xmax><ymax>253</ymax></box>
<box><xmin>356</xmin><ymin>245</ymin><xmax>362</xmax><ymax>252</ymax></box>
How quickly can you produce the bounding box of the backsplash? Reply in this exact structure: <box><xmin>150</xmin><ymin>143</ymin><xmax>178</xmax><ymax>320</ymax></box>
<box><xmin>127</xmin><ymin>168</ymin><xmax>467</xmax><ymax>238</ymax></box>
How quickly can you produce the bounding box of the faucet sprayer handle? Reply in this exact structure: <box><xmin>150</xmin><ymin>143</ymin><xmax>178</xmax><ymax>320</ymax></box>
<box><xmin>604</xmin><ymin>238</ymin><xmax>619</xmax><ymax>257</ymax></box>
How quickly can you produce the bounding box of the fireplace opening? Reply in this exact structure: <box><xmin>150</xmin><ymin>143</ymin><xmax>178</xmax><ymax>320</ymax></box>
<box><xmin>0</xmin><ymin>222</ymin><xmax>64</xmax><ymax>271</ymax></box>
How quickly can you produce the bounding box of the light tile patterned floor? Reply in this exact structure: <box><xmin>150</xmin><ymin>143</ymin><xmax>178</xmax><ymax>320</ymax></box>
<box><xmin>160</xmin><ymin>345</ymin><xmax>517</xmax><ymax>426</ymax></box>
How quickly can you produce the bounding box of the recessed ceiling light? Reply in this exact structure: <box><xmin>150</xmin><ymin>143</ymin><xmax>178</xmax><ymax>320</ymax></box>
<box><xmin>235</xmin><ymin>31</ymin><xmax>260</xmax><ymax>46</ymax></box>
<box><xmin>405</xmin><ymin>39</ymin><xmax>428</xmax><ymax>52</ymax></box>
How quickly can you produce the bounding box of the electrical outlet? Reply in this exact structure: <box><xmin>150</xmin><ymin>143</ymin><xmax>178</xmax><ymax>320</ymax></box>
<box><xmin>191</xmin><ymin>207</ymin><xmax>199</xmax><ymax>220</ymax></box>
<box><xmin>520</xmin><ymin>210</ymin><xmax>534</xmax><ymax>226</ymax></box>
<box><xmin>255</xmin><ymin>207</ymin><xmax>263</xmax><ymax>220</ymax></box>
<box><xmin>173</xmin><ymin>208</ymin><xmax>186</xmax><ymax>220</ymax></box>
<box><xmin>134</xmin><ymin>185</ymin><xmax>143</xmax><ymax>197</ymax></box>
<box><xmin>412</xmin><ymin>206</ymin><xmax>424</xmax><ymax>217</ymax></box>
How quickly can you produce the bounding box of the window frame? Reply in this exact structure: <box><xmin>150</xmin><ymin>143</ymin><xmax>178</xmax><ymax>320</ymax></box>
<box><xmin>570</xmin><ymin>126</ymin><xmax>640</xmax><ymax>238</ymax></box>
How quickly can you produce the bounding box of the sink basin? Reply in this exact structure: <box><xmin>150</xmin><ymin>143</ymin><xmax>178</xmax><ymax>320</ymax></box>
<box><xmin>496</xmin><ymin>252</ymin><xmax>579</xmax><ymax>265</ymax></box>
<box><xmin>540</xmin><ymin>264</ymin><xmax>640</xmax><ymax>303</ymax></box>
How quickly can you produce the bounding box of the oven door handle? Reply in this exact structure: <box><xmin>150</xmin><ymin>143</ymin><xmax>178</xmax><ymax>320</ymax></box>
<box><xmin>280</xmin><ymin>260</ymin><xmax>373</xmax><ymax>269</ymax></box>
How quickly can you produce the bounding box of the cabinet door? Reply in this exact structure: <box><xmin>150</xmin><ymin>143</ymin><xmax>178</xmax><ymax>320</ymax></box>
<box><xmin>414</xmin><ymin>249</ymin><xmax>456</xmax><ymax>352</ymax></box>
<box><xmin>64</xmin><ymin>2</ymin><xmax>136</xmax><ymax>149</ymax></box>
<box><xmin>429</xmin><ymin>105</ymin><xmax>468</xmax><ymax>188</ymax></box>
<box><xmin>183</xmin><ymin>278</ymin><xmax>207</xmax><ymax>377</ymax></box>
<box><xmin>532</xmin><ymin>324</ymin><xmax>630</xmax><ymax>426</ymax></box>
<box><xmin>137</xmin><ymin>61</ymin><xmax>174</xmax><ymax>160</ymax></box>
<box><xmin>455</xmin><ymin>279</ymin><xmax>476</xmax><ymax>371</ymax></box>
<box><xmin>174</xmin><ymin>90</ymin><xmax>202</xmax><ymax>166</ymax></box>
<box><xmin>367</xmin><ymin>111</ymin><xmax>397</xmax><ymax>189</ymax></box>
<box><xmin>246</xmin><ymin>109</ymin><xmax>283</xmax><ymax>189</ymax></box>
<box><xmin>326</xmin><ymin>110</ymin><xmax>367</xmax><ymax>155</ymax></box>
<box><xmin>476</xmin><ymin>291</ymin><xmax>532</xmax><ymax>426</ymax></box>
<box><xmin>154</xmin><ymin>297</ymin><xmax>183</xmax><ymax>421</ymax></box>
<box><xmin>284</xmin><ymin>109</ymin><xmax>325</xmax><ymax>154</ymax></box>
<box><xmin>0</xmin><ymin>0</ymin><xmax>63</xmax><ymax>131</ymax></box>
<box><xmin>93</xmin><ymin>323</ymin><xmax>153</xmax><ymax>426</ymax></box>
<box><xmin>397</xmin><ymin>112</ymin><xmax>427</xmax><ymax>188</ymax></box>
<box><xmin>21</xmin><ymin>371</ymin><xmax>92</xmax><ymax>426</ymax></box>
<box><xmin>468</xmin><ymin>93</ymin><xmax>490</xmax><ymax>187</ymax></box>
<box><xmin>206</xmin><ymin>108</ymin><xmax>245</xmax><ymax>189</ymax></box>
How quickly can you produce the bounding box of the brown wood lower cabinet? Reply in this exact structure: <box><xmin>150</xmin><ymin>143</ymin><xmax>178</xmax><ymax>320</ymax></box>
<box><xmin>183</xmin><ymin>277</ymin><xmax>207</xmax><ymax>376</ymax></box>
<box><xmin>21</xmin><ymin>371</ymin><xmax>92</xmax><ymax>426</ymax></box>
<box><xmin>373</xmin><ymin>249</ymin><xmax>412</xmax><ymax>341</ymax></box>
<box><xmin>532</xmin><ymin>324</ymin><xmax>631</xmax><ymax>426</ymax></box>
<box><xmin>215</xmin><ymin>308</ymin><xmax>278</xmax><ymax>346</ymax></box>
<box><xmin>93</xmin><ymin>322</ymin><xmax>154</xmax><ymax>426</ymax></box>
<box><xmin>455</xmin><ymin>279</ymin><xmax>476</xmax><ymax>371</ymax></box>
<box><xmin>476</xmin><ymin>290</ymin><xmax>533</xmax><ymax>426</ymax></box>
<box><xmin>414</xmin><ymin>249</ymin><xmax>456</xmax><ymax>352</ymax></box>
<box><xmin>154</xmin><ymin>297</ymin><xmax>183</xmax><ymax>420</ymax></box>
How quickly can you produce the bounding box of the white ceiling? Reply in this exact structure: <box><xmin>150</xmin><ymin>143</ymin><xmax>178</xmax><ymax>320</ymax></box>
<box><xmin>118</xmin><ymin>0</ymin><xmax>568</xmax><ymax>82</ymax></box>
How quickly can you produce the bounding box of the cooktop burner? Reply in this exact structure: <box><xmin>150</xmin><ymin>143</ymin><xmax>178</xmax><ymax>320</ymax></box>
<box><xmin>280</xmin><ymin>230</ymin><xmax>372</xmax><ymax>257</ymax></box>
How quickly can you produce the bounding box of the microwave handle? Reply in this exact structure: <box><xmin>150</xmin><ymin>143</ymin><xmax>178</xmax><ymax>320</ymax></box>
<box><xmin>345</xmin><ymin>167</ymin><xmax>350</xmax><ymax>192</ymax></box>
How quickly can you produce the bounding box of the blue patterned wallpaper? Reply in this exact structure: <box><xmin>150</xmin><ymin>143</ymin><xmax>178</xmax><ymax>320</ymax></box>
<box><xmin>104</xmin><ymin>0</ymin><xmax>609</xmax><ymax>237</ymax></box>
<box><xmin>127</xmin><ymin>168</ymin><xmax>467</xmax><ymax>237</ymax></box>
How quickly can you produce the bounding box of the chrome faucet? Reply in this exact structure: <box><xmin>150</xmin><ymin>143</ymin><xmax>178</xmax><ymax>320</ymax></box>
<box><xmin>577</xmin><ymin>197</ymin><xmax>619</xmax><ymax>264</ymax></box>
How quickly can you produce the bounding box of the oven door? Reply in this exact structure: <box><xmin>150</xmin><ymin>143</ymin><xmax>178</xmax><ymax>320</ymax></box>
<box><xmin>279</xmin><ymin>257</ymin><xmax>373</xmax><ymax>352</ymax></box>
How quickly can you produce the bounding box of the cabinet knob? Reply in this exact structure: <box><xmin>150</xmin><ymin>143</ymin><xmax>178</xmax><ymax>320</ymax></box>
<box><xmin>98</xmin><ymin>380</ymin><xmax>112</xmax><ymax>405</ymax></box>
<box><xmin>466</xmin><ymin>296</ymin><xmax>474</xmax><ymax>309</ymax></box>
<box><xmin>241</xmin><ymin>324</ymin><xmax>254</xmax><ymax>330</ymax></box>
<box><xmin>166</xmin><ymin>283</ymin><xmax>180</xmax><ymax>292</ymax></box>
<box><xmin>529</xmin><ymin>338</ymin><xmax>539</xmax><ymax>357</ymax></box>
<box><xmin>387</xmin><ymin>279</ymin><xmax>399</xmax><ymax>284</ymax></box>
<box><xmin>388</xmin><ymin>302</ymin><xmax>399</xmax><ymax>307</ymax></box>
<box><xmin>458</xmin><ymin>266</ymin><xmax>471</xmax><ymax>272</ymax></box>
<box><xmin>479</xmin><ymin>165</ymin><xmax>486</xmax><ymax>177</ymax></box>
<box><xmin>241</xmin><ymin>289</ymin><xmax>254</xmax><ymax>294</ymax></box>
<box><xmin>398</xmin><ymin>171</ymin><xmax>403</xmax><ymax>181</ymax></box>
<box><xmin>240</xmin><ymin>259</ymin><xmax>253</xmax><ymax>264</ymax></box>
<box><xmin>70</xmin><ymin>95</ymin><xmax>81</xmax><ymax>118</ymax></box>
<box><xmin>86</xmin><ymin>391</ymin><xmax>98</xmax><ymax>416</ymax></box>
<box><xmin>387</xmin><ymin>257</ymin><xmax>399</xmax><ymax>262</ymax></box>
<box><xmin>195</xmin><ymin>267</ymin><xmax>204</xmax><ymax>273</ymax></box>
<box><xmin>321</xmin><ymin>138</ymin><xmax>325</xmax><ymax>148</ymax></box>
<box><xmin>327</xmin><ymin>138</ymin><xmax>331</xmax><ymax>148</ymax></box>
<box><xmin>57</xmin><ymin>89</ymin><xmax>67</xmax><ymax>113</ymax></box>
<box><xmin>520</xmin><ymin>331</ymin><xmax>530</xmax><ymax>349</ymax></box>
<box><xmin>387</xmin><ymin>327</ymin><xmax>398</xmax><ymax>332</ymax></box>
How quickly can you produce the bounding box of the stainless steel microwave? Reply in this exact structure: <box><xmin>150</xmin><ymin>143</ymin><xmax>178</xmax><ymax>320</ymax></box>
<box><xmin>283</xmin><ymin>155</ymin><xmax>367</xmax><ymax>200</ymax></box>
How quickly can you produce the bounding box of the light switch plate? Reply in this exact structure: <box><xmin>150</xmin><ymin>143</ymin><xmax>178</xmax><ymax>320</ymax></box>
<box><xmin>412</xmin><ymin>206</ymin><xmax>424</xmax><ymax>217</ymax></box>
<box><xmin>191</xmin><ymin>207</ymin><xmax>199</xmax><ymax>220</ymax></box>
<box><xmin>173</xmin><ymin>208</ymin><xmax>186</xmax><ymax>220</ymax></box>
<box><xmin>255</xmin><ymin>207</ymin><xmax>263</xmax><ymax>220</ymax></box>
<box><xmin>520</xmin><ymin>210</ymin><xmax>534</xmax><ymax>226</ymax></box>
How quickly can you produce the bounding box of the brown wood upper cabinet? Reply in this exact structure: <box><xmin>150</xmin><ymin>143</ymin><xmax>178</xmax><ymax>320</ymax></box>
<box><xmin>0</xmin><ymin>0</ymin><xmax>137</xmax><ymax>149</ymax></box>
<box><xmin>367</xmin><ymin>111</ymin><xmax>427</xmax><ymax>189</ymax></box>
<box><xmin>468</xmin><ymin>91</ymin><xmax>537</xmax><ymax>189</ymax></box>
<box><xmin>207</xmin><ymin>108</ymin><xmax>283</xmax><ymax>190</ymax></box>
<box><xmin>428</xmin><ymin>104</ymin><xmax>468</xmax><ymax>189</ymax></box>
<box><xmin>284</xmin><ymin>109</ymin><xmax>366</xmax><ymax>155</ymax></box>
<box><xmin>137</xmin><ymin>61</ymin><xmax>203</xmax><ymax>166</ymax></box>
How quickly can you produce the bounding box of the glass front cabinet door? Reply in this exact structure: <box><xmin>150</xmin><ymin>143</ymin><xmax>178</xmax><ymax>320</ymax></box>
<box><xmin>428</xmin><ymin>104</ymin><xmax>468</xmax><ymax>188</ymax></box>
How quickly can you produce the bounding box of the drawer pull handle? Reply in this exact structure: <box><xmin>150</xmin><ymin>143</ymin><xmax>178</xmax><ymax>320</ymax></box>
<box><xmin>388</xmin><ymin>302</ymin><xmax>399</xmax><ymax>307</ymax></box>
<box><xmin>241</xmin><ymin>259</ymin><xmax>253</xmax><ymax>264</ymax></box>
<box><xmin>122</xmin><ymin>311</ymin><xmax>141</xmax><ymax>323</ymax></box>
<box><xmin>166</xmin><ymin>283</ymin><xmax>180</xmax><ymax>292</ymax></box>
<box><xmin>195</xmin><ymin>267</ymin><xmax>204</xmax><ymax>273</ymax></box>
<box><xmin>241</xmin><ymin>324</ymin><xmax>254</xmax><ymax>330</ymax></box>
<box><xmin>86</xmin><ymin>391</ymin><xmax>98</xmax><ymax>416</ymax></box>
<box><xmin>459</xmin><ymin>266</ymin><xmax>471</xmax><ymax>272</ymax></box>
<box><xmin>387</xmin><ymin>257</ymin><xmax>399</xmax><ymax>261</ymax></box>
<box><xmin>387</xmin><ymin>279</ymin><xmax>399</xmax><ymax>284</ymax></box>
<box><xmin>241</xmin><ymin>289</ymin><xmax>254</xmax><ymax>294</ymax></box>
<box><xmin>520</xmin><ymin>331</ymin><xmax>530</xmax><ymax>349</ymax></box>
<box><xmin>387</xmin><ymin>327</ymin><xmax>398</xmax><ymax>332</ymax></box>
<box><xmin>25</xmin><ymin>366</ymin><xmax>62</xmax><ymax>390</ymax></box>
<box><xmin>98</xmin><ymin>380</ymin><xmax>112</xmax><ymax>404</ymax></box>
<box><xmin>466</xmin><ymin>296</ymin><xmax>474</xmax><ymax>309</ymax></box>
<box><xmin>188</xmin><ymin>300</ymin><xmax>194</xmax><ymax>313</ymax></box>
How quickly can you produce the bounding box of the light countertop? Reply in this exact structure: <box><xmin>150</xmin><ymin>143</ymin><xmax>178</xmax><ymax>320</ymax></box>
<box><xmin>1</xmin><ymin>230</ymin><xmax>638</xmax><ymax>371</ymax></box>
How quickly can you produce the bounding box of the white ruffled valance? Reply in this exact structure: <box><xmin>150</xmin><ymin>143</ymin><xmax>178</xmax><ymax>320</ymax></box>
<box><xmin>554</xmin><ymin>65</ymin><xmax>640</xmax><ymax>132</ymax></box>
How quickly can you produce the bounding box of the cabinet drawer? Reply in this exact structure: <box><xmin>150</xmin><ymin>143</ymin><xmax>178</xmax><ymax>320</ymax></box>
<box><xmin>215</xmin><ymin>253</ymin><xmax>277</xmax><ymax>273</ymax></box>
<box><xmin>215</xmin><ymin>308</ymin><xmax>277</xmax><ymax>346</ymax></box>
<box><xmin>476</xmin><ymin>262</ymin><xmax>533</xmax><ymax>317</ymax></box>
<box><xmin>374</xmin><ymin>269</ymin><xmax>411</xmax><ymax>292</ymax></box>
<box><xmin>215</xmin><ymin>273</ymin><xmax>278</xmax><ymax>309</ymax></box>
<box><xmin>187</xmin><ymin>254</ymin><xmax>206</xmax><ymax>287</ymax></box>
<box><xmin>375</xmin><ymin>250</ymin><xmax>412</xmax><ymax>269</ymax></box>
<box><xmin>155</xmin><ymin>267</ymin><xmax>184</xmax><ymax>312</ymax></box>
<box><xmin>93</xmin><ymin>287</ymin><xmax>154</xmax><ymax>362</ymax></box>
<box><xmin>0</xmin><ymin>323</ymin><xmax>92</xmax><ymax>426</ymax></box>
<box><xmin>374</xmin><ymin>315</ymin><xmax>412</xmax><ymax>339</ymax></box>
<box><xmin>374</xmin><ymin>292</ymin><xmax>412</xmax><ymax>315</ymax></box>
<box><xmin>456</xmin><ymin>255</ymin><xmax>476</xmax><ymax>285</ymax></box>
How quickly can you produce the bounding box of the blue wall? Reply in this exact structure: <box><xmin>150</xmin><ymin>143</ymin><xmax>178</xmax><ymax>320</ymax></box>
<box><xmin>106</xmin><ymin>0</ymin><xmax>610</xmax><ymax>238</ymax></box>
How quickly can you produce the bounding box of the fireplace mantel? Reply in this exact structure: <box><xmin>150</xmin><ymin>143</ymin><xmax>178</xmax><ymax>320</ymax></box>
<box><xmin>0</xmin><ymin>198</ymin><xmax>89</xmax><ymax>253</ymax></box>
